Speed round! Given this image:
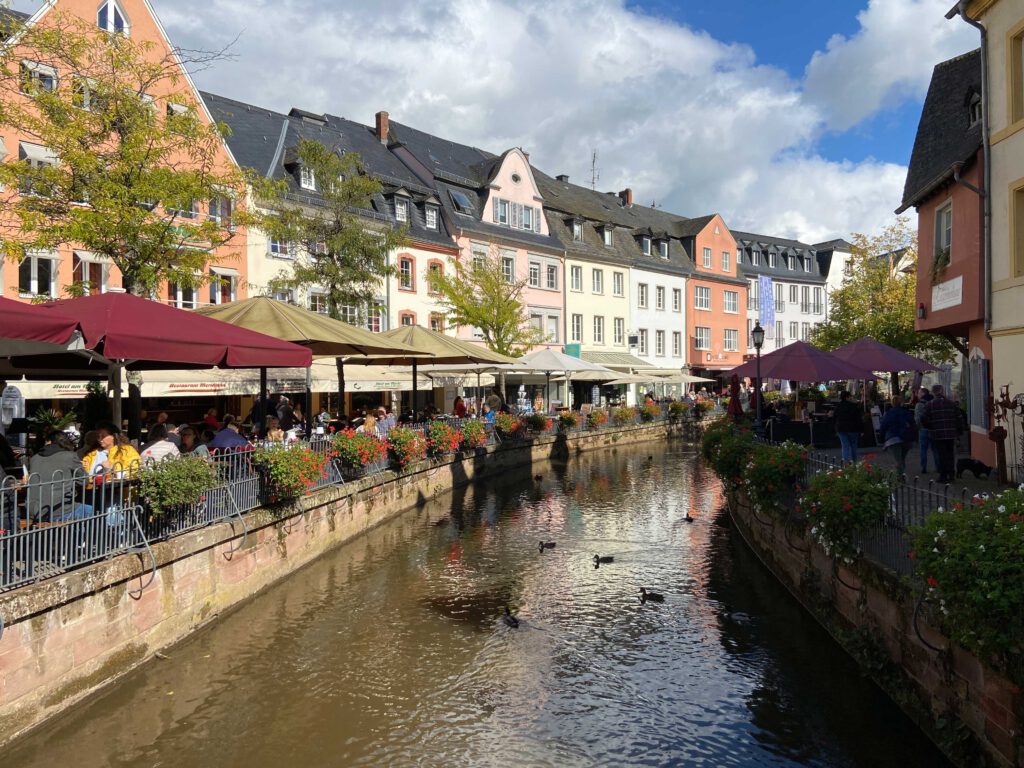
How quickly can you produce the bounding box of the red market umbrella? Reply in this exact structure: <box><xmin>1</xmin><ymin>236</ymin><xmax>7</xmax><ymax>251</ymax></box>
<box><xmin>0</xmin><ymin>296</ymin><xmax>82</xmax><ymax>351</ymax></box>
<box><xmin>829</xmin><ymin>337</ymin><xmax>933</xmax><ymax>373</ymax></box>
<box><xmin>728</xmin><ymin>341</ymin><xmax>874</xmax><ymax>382</ymax></box>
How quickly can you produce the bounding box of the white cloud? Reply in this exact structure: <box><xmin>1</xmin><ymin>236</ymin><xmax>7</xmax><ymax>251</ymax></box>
<box><xmin>10</xmin><ymin>0</ymin><xmax>979</xmax><ymax>243</ymax></box>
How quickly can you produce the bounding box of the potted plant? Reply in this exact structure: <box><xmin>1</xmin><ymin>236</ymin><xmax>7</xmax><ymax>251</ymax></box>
<box><xmin>388</xmin><ymin>426</ymin><xmax>426</xmax><ymax>470</ymax></box>
<box><xmin>558</xmin><ymin>411</ymin><xmax>579</xmax><ymax>432</ymax></box>
<box><xmin>426</xmin><ymin>421</ymin><xmax>462</xmax><ymax>456</ymax></box>
<box><xmin>586</xmin><ymin>410</ymin><xmax>609</xmax><ymax>430</ymax></box>
<box><xmin>138</xmin><ymin>454</ymin><xmax>218</xmax><ymax>517</ymax></box>
<box><xmin>639</xmin><ymin>403</ymin><xmax>660</xmax><ymax>422</ymax></box>
<box><xmin>494</xmin><ymin>412</ymin><xmax>522</xmax><ymax>439</ymax></box>
<box><xmin>668</xmin><ymin>401</ymin><xmax>690</xmax><ymax>421</ymax></box>
<box><xmin>332</xmin><ymin>428</ymin><xmax>388</xmax><ymax>477</ymax></box>
<box><xmin>252</xmin><ymin>445</ymin><xmax>329</xmax><ymax>502</ymax></box>
<box><xmin>461</xmin><ymin>419</ymin><xmax>488</xmax><ymax>450</ymax></box>
<box><xmin>612</xmin><ymin>406</ymin><xmax>637</xmax><ymax>426</ymax></box>
<box><xmin>523</xmin><ymin>413</ymin><xmax>553</xmax><ymax>433</ymax></box>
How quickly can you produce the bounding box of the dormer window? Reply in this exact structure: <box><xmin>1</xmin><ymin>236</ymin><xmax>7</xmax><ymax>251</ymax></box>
<box><xmin>803</xmin><ymin>256</ymin><xmax>812</xmax><ymax>272</ymax></box>
<box><xmin>658</xmin><ymin>240</ymin><xmax>668</xmax><ymax>259</ymax></box>
<box><xmin>641</xmin><ymin>236</ymin><xmax>651</xmax><ymax>255</ymax></box>
<box><xmin>522</xmin><ymin>206</ymin><xmax>533</xmax><ymax>231</ymax></box>
<box><xmin>969</xmin><ymin>93</ymin><xmax>982</xmax><ymax>127</ymax></box>
<box><xmin>767</xmin><ymin>252</ymin><xmax>777</xmax><ymax>268</ymax></box>
<box><xmin>97</xmin><ymin>1</ymin><xmax>129</xmax><ymax>35</ymax></box>
<box><xmin>572</xmin><ymin>221</ymin><xmax>583</xmax><ymax>242</ymax></box>
<box><xmin>299</xmin><ymin>166</ymin><xmax>316</xmax><ymax>191</ymax></box>
<box><xmin>603</xmin><ymin>227</ymin><xmax>613</xmax><ymax>247</ymax></box>
<box><xmin>450</xmin><ymin>189</ymin><xmax>475</xmax><ymax>215</ymax></box>
<box><xmin>425</xmin><ymin>204</ymin><xmax>439</xmax><ymax>230</ymax></box>
<box><xmin>395</xmin><ymin>197</ymin><xmax>409</xmax><ymax>223</ymax></box>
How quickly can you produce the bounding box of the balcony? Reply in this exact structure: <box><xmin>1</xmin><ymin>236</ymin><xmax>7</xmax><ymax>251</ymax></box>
<box><xmin>774</xmin><ymin>300</ymin><xmax>785</xmax><ymax>313</ymax></box>
<box><xmin>801</xmin><ymin>303</ymin><xmax>824</xmax><ymax>315</ymax></box>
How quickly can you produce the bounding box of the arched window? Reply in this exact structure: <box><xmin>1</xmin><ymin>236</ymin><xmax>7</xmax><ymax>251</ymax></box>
<box><xmin>97</xmin><ymin>1</ymin><xmax>129</xmax><ymax>35</ymax></box>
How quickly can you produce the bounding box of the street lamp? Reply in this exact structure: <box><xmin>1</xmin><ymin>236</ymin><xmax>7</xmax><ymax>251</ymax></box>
<box><xmin>751</xmin><ymin>321</ymin><xmax>765</xmax><ymax>437</ymax></box>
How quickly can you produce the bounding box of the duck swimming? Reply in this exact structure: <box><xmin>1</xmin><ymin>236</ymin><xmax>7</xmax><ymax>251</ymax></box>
<box><xmin>639</xmin><ymin>588</ymin><xmax>665</xmax><ymax>603</ymax></box>
<box><xmin>502</xmin><ymin>606</ymin><xmax>519</xmax><ymax>628</ymax></box>
<box><xmin>684</xmin><ymin>511</ymin><xmax>694</xmax><ymax>523</ymax></box>
<box><xmin>539</xmin><ymin>540</ymin><xmax>557</xmax><ymax>552</ymax></box>
<box><xmin>593</xmin><ymin>554</ymin><xmax>614</xmax><ymax>566</ymax></box>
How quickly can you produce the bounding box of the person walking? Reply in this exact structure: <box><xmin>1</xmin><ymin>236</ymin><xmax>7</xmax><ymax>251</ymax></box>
<box><xmin>832</xmin><ymin>390</ymin><xmax>863</xmax><ymax>464</ymax></box>
<box><xmin>921</xmin><ymin>384</ymin><xmax>963</xmax><ymax>483</ymax></box>
<box><xmin>914</xmin><ymin>390</ymin><xmax>938</xmax><ymax>474</ymax></box>
<box><xmin>879</xmin><ymin>396</ymin><xmax>915</xmax><ymax>476</ymax></box>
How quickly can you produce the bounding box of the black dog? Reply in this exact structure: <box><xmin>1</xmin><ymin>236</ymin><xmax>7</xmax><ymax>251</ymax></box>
<box><xmin>956</xmin><ymin>458</ymin><xmax>993</xmax><ymax>479</ymax></box>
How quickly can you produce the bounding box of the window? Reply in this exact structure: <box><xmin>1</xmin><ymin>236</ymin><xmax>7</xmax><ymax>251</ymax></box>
<box><xmin>789</xmin><ymin>322</ymin><xmax>798</xmax><ymax>340</ymax></box>
<box><xmin>97</xmin><ymin>1</ymin><xmax>128</xmax><ymax>34</ymax></box>
<box><xmin>813</xmin><ymin>287</ymin><xmax>823</xmax><ymax>314</ymax></box>
<box><xmin>613</xmin><ymin>271</ymin><xmax>624</xmax><ymax>296</ymax></box>
<box><xmin>268</xmin><ymin>239</ymin><xmax>292</xmax><ymax>259</ymax></box>
<box><xmin>722</xmin><ymin>251</ymin><xmax>730</xmax><ymax>272</ymax></box>
<box><xmin>736</xmin><ymin>249</ymin><xmax>743</xmax><ymax>264</ymax></box>
<box><xmin>803</xmin><ymin>256</ymin><xmax>812</xmax><ymax>273</ymax></box>
<box><xmin>655</xmin><ymin>330</ymin><xmax>665</xmax><ymax>356</ymax></box>
<box><xmin>395</xmin><ymin>197</ymin><xmax>409</xmax><ymax>223</ymax></box>
<box><xmin>603</xmin><ymin>227</ymin><xmax>613</xmax><ymax>247</ymax></box>
<box><xmin>1012</xmin><ymin>28</ymin><xmax>1024</xmax><ymax>123</ymax></box>
<box><xmin>935</xmin><ymin>201</ymin><xmax>952</xmax><ymax>260</ymax></box>
<box><xmin>166</xmin><ymin>282</ymin><xmax>197</xmax><ymax>309</ymax></box>
<box><xmin>694</xmin><ymin>327</ymin><xmax>710</xmax><ymax>350</ymax></box>
<box><xmin>427</xmin><ymin>261</ymin><xmax>443</xmax><ymax>294</ymax></box>
<box><xmin>748</xmin><ymin>319</ymin><xmax>754</xmax><ymax>348</ymax></box>
<box><xmin>572</xmin><ymin>221</ymin><xmax>583</xmax><ymax>241</ymax></box>
<box><xmin>18</xmin><ymin>253</ymin><xmax>57</xmax><ymax>297</ymax></box>
<box><xmin>768</xmin><ymin>252</ymin><xmax>778</xmax><ymax>268</ymax></box>
<box><xmin>752</xmin><ymin>250</ymin><xmax>761</xmax><ymax>266</ymax></box>
<box><xmin>497</xmin><ymin>199</ymin><xmax>509</xmax><ymax>225</ymax></box>
<box><xmin>775</xmin><ymin>320</ymin><xmax>784</xmax><ymax>348</ymax></box>
<box><xmin>790</xmin><ymin>284</ymin><xmax>799</xmax><ymax>303</ymax></box>
<box><xmin>785</xmin><ymin>254</ymin><xmax>794</xmax><ymax>270</ymax></box>
<box><xmin>801</xmin><ymin>285</ymin><xmax>811</xmax><ymax>313</ymax></box>
<box><xmin>174</xmin><ymin>199</ymin><xmax>199</xmax><ymax>220</ymax></box>
<box><xmin>638</xmin><ymin>328</ymin><xmax>648</xmax><ymax>355</ymax></box>
<box><xmin>592</xmin><ymin>268</ymin><xmax>604</xmax><ymax>294</ymax></box>
<box><xmin>17</xmin><ymin>142</ymin><xmax>57</xmax><ymax>197</ymax></box>
<box><xmin>72</xmin><ymin>78</ymin><xmax>100</xmax><ymax>111</ymax></box>
<box><xmin>297</xmin><ymin>165</ymin><xmax>317</xmax><ymax>191</ymax></box>
<box><xmin>309</xmin><ymin>293</ymin><xmax>329</xmax><ymax>314</ymax></box>
<box><xmin>724</xmin><ymin>329</ymin><xmax>738</xmax><ymax>352</ymax></box>
<box><xmin>641</xmin><ymin>236</ymin><xmax>651</xmax><ymax>255</ymax></box>
<box><xmin>273</xmin><ymin>290</ymin><xmax>295</xmax><ymax>304</ymax></box>
<box><xmin>1015</xmin><ymin>184</ymin><xmax>1024</xmax><ymax>277</ymax></box>
<box><xmin>694</xmin><ymin>285</ymin><xmax>710</xmax><ymax>310</ymax></box>
<box><xmin>430</xmin><ymin>313</ymin><xmax>445</xmax><ymax>333</ymax></box>
<box><xmin>844</xmin><ymin>260</ymin><xmax>854</xmax><ymax>277</ymax></box>
<box><xmin>365</xmin><ymin>306</ymin><xmax>384</xmax><ymax>333</ymax></box>
<box><xmin>545</xmin><ymin>264</ymin><xmax>558</xmax><ymax>290</ymax></box>
<box><xmin>450</xmin><ymin>189</ymin><xmax>475</xmax><ymax>215</ymax></box>
<box><xmin>73</xmin><ymin>253</ymin><xmax>106</xmax><ymax>295</ymax></box>
<box><xmin>502</xmin><ymin>256</ymin><xmax>515</xmax><ymax>284</ymax></box>
<box><xmin>593</xmin><ymin>316</ymin><xmax>605</xmax><ymax>344</ymax></box>
<box><xmin>399</xmin><ymin>312</ymin><xmax>416</xmax><ymax>326</ymax></box>
<box><xmin>570</xmin><ymin>265</ymin><xmax>583</xmax><ymax>291</ymax></box>
<box><xmin>614</xmin><ymin>317</ymin><xmax>625</xmax><ymax>345</ymax></box>
<box><xmin>528</xmin><ymin>261</ymin><xmax>541</xmax><ymax>287</ymax></box>
<box><xmin>702</xmin><ymin>247</ymin><xmax>712</xmax><ymax>268</ymax></box>
<box><xmin>801</xmin><ymin>322</ymin><xmax>811</xmax><ymax>341</ymax></box>
<box><xmin>723</xmin><ymin>290</ymin><xmax>738</xmax><ymax>313</ymax></box>
<box><xmin>425</xmin><ymin>205</ymin><xmax>439</xmax><ymax>230</ymax></box>
<box><xmin>571</xmin><ymin>314</ymin><xmax>583</xmax><ymax>343</ymax></box>
<box><xmin>658</xmin><ymin>240</ymin><xmax>668</xmax><ymax>259</ymax></box>
<box><xmin>774</xmin><ymin>283</ymin><xmax>785</xmax><ymax>312</ymax></box>
<box><xmin>340</xmin><ymin>304</ymin><xmax>359</xmax><ymax>325</ymax></box>
<box><xmin>472</xmin><ymin>250</ymin><xmax>487</xmax><ymax>271</ymax></box>
<box><xmin>492</xmin><ymin>198</ymin><xmax>541</xmax><ymax>232</ymax></box>
<box><xmin>523</xmin><ymin>207</ymin><xmax>533</xmax><ymax>231</ymax></box>
<box><xmin>399</xmin><ymin>257</ymin><xmax>414</xmax><ymax>290</ymax></box>
<box><xmin>20</xmin><ymin>61</ymin><xmax>56</xmax><ymax>94</ymax></box>
<box><xmin>748</xmin><ymin>279</ymin><xmax>759</xmax><ymax>310</ymax></box>
<box><xmin>672</xmin><ymin>331</ymin><xmax>682</xmax><ymax>357</ymax></box>
<box><xmin>655</xmin><ymin>286</ymin><xmax>665</xmax><ymax>310</ymax></box>
<box><xmin>546</xmin><ymin>316</ymin><xmax>559</xmax><ymax>343</ymax></box>
<box><xmin>638</xmin><ymin>283</ymin><xmax>648</xmax><ymax>308</ymax></box>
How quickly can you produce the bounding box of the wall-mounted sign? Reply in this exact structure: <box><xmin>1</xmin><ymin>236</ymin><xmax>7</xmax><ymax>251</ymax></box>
<box><xmin>932</xmin><ymin>276</ymin><xmax>963</xmax><ymax>311</ymax></box>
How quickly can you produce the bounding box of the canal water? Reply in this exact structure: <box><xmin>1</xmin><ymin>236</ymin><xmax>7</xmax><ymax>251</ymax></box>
<box><xmin>5</xmin><ymin>442</ymin><xmax>950</xmax><ymax>768</ymax></box>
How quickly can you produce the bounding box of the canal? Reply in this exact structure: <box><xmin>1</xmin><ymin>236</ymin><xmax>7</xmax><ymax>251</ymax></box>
<box><xmin>5</xmin><ymin>442</ymin><xmax>950</xmax><ymax>767</ymax></box>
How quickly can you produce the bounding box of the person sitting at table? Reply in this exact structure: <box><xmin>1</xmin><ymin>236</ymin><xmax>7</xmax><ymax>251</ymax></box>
<box><xmin>82</xmin><ymin>422</ymin><xmax>142</xmax><ymax>480</ymax></box>
<box><xmin>481</xmin><ymin>403</ymin><xmax>496</xmax><ymax>426</ymax></box>
<box><xmin>263</xmin><ymin>416</ymin><xmax>285</xmax><ymax>443</ymax></box>
<box><xmin>453</xmin><ymin>396</ymin><xmax>468</xmax><ymax>419</ymax></box>
<box><xmin>140</xmin><ymin>423</ymin><xmax>180</xmax><ymax>464</ymax></box>
<box><xmin>203</xmin><ymin>408</ymin><xmax>221</xmax><ymax>430</ymax></box>
<box><xmin>27</xmin><ymin>432</ymin><xmax>84</xmax><ymax>522</ymax></box>
<box><xmin>179</xmin><ymin>427</ymin><xmax>211</xmax><ymax>460</ymax></box>
<box><xmin>207</xmin><ymin>414</ymin><xmax>251</xmax><ymax>450</ymax></box>
<box><xmin>357</xmin><ymin>411</ymin><xmax>377</xmax><ymax>435</ymax></box>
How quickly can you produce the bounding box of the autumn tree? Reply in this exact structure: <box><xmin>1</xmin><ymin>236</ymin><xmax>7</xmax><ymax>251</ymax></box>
<box><xmin>428</xmin><ymin>250</ymin><xmax>546</xmax><ymax>357</ymax></box>
<box><xmin>810</xmin><ymin>218</ymin><xmax>956</xmax><ymax>393</ymax></box>
<box><xmin>0</xmin><ymin>12</ymin><xmax>248</xmax><ymax>296</ymax></box>
<box><xmin>254</xmin><ymin>139</ymin><xmax>409</xmax><ymax>400</ymax></box>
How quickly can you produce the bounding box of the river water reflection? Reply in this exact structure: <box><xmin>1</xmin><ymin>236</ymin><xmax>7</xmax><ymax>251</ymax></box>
<box><xmin>6</xmin><ymin>442</ymin><xmax>950</xmax><ymax>767</ymax></box>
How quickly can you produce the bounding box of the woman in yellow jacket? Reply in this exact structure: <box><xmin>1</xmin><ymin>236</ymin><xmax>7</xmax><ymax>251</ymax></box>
<box><xmin>81</xmin><ymin>422</ymin><xmax>141</xmax><ymax>482</ymax></box>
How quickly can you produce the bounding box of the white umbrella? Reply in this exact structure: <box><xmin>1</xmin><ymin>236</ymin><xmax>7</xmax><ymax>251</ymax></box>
<box><xmin>502</xmin><ymin>349</ymin><xmax>615</xmax><ymax>409</ymax></box>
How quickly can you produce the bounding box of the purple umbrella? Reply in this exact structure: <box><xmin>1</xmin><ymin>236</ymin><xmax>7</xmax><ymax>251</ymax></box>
<box><xmin>829</xmin><ymin>337</ymin><xmax>933</xmax><ymax>373</ymax></box>
<box><xmin>728</xmin><ymin>341</ymin><xmax>874</xmax><ymax>381</ymax></box>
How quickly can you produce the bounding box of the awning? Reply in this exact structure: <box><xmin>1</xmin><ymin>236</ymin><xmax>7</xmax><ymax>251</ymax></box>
<box><xmin>73</xmin><ymin>250</ymin><xmax>110</xmax><ymax>264</ymax></box>
<box><xmin>209</xmin><ymin>265</ymin><xmax>240</xmax><ymax>277</ymax></box>
<box><xmin>580</xmin><ymin>351</ymin><xmax>654</xmax><ymax>371</ymax></box>
<box><xmin>19</xmin><ymin>141</ymin><xmax>58</xmax><ymax>164</ymax></box>
<box><xmin>0</xmin><ymin>136</ymin><xmax>7</xmax><ymax>160</ymax></box>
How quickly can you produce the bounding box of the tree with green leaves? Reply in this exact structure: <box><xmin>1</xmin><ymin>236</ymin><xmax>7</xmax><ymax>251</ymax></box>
<box><xmin>0</xmin><ymin>11</ymin><xmax>248</xmax><ymax>296</ymax></box>
<box><xmin>810</xmin><ymin>218</ymin><xmax>956</xmax><ymax>394</ymax></box>
<box><xmin>254</xmin><ymin>139</ymin><xmax>409</xmax><ymax>400</ymax></box>
<box><xmin>428</xmin><ymin>250</ymin><xmax>546</xmax><ymax>357</ymax></box>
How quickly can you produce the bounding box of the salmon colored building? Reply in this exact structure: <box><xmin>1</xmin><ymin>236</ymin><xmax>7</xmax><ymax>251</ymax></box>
<box><xmin>0</xmin><ymin>0</ymin><xmax>247</xmax><ymax>307</ymax></box>
<box><xmin>898</xmin><ymin>48</ymin><xmax>993</xmax><ymax>466</ymax></box>
<box><xmin>678</xmin><ymin>215</ymin><xmax>748</xmax><ymax>377</ymax></box>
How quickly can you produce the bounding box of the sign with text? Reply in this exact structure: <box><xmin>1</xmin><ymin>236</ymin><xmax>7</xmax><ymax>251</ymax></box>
<box><xmin>931</xmin><ymin>276</ymin><xmax>963</xmax><ymax>312</ymax></box>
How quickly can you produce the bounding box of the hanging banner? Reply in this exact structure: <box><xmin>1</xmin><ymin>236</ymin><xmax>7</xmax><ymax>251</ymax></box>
<box><xmin>758</xmin><ymin>275</ymin><xmax>775</xmax><ymax>337</ymax></box>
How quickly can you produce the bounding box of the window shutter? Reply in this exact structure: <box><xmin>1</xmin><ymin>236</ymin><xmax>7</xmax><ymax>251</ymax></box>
<box><xmin>492</xmin><ymin>197</ymin><xmax>499</xmax><ymax>223</ymax></box>
<box><xmin>534</xmin><ymin>207</ymin><xmax>541</xmax><ymax>232</ymax></box>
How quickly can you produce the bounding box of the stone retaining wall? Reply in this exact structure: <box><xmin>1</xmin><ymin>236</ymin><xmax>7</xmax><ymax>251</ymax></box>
<box><xmin>0</xmin><ymin>422</ymin><xmax>675</xmax><ymax>748</ymax></box>
<box><xmin>728</xmin><ymin>492</ymin><xmax>1022</xmax><ymax>768</ymax></box>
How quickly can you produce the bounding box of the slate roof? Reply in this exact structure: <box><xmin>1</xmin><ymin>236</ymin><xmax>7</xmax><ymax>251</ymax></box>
<box><xmin>732</xmin><ymin>229</ymin><xmax>825</xmax><ymax>283</ymax></box>
<box><xmin>0</xmin><ymin>7</ymin><xmax>29</xmax><ymax>40</ymax></box>
<box><xmin>200</xmin><ymin>92</ymin><xmax>454</xmax><ymax>249</ymax></box>
<box><xmin>386</xmin><ymin>121</ymin><xmax>564</xmax><ymax>252</ymax></box>
<box><xmin>898</xmin><ymin>49</ymin><xmax>982</xmax><ymax>213</ymax></box>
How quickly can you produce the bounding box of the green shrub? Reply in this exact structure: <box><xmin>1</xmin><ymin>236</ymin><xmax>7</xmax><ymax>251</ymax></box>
<box><xmin>461</xmin><ymin>419</ymin><xmax>487</xmax><ymax>449</ymax></box>
<box><xmin>138</xmin><ymin>455</ymin><xmax>218</xmax><ymax>513</ymax></box>
<box><xmin>700</xmin><ymin>418</ymin><xmax>735</xmax><ymax>464</ymax></box>
<box><xmin>743</xmin><ymin>441</ymin><xmax>808</xmax><ymax>514</ymax></box>
<box><xmin>799</xmin><ymin>462</ymin><xmax>894</xmax><ymax>562</ymax></box>
<box><xmin>911</xmin><ymin>491</ymin><xmax>1024</xmax><ymax>679</ymax></box>
<box><xmin>612</xmin><ymin>406</ymin><xmax>636</xmax><ymax>426</ymax></box>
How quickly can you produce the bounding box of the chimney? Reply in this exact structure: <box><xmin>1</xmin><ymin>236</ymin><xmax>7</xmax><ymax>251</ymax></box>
<box><xmin>619</xmin><ymin>188</ymin><xmax>633</xmax><ymax>207</ymax></box>
<box><xmin>556</xmin><ymin>174</ymin><xmax>569</xmax><ymax>182</ymax></box>
<box><xmin>375</xmin><ymin>110</ymin><xmax>389</xmax><ymax>144</ymax></box>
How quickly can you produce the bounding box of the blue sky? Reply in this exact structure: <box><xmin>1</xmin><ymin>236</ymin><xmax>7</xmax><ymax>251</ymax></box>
<box><xmin>11</xmin><ymin>0</ymin><xmax>979</xmax><ymax>242</ymax></box>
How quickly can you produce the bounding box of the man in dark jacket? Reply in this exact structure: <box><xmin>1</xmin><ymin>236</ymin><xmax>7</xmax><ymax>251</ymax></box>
<box><xmin>26</xmin><ymin>432</ymin><xmax>84</xmax><ymax>522</ymax></box>
<box><xmin>276</xmin><ymin>396</ymin><xmax>294</xmax><ymax>431</ymax></box>
<box><xmin>921</xmin><ymin>384</ymin><xmax>963</xmax><ymax>483</ymax></box>
<box><xmin>832</xmin><ymin>390</ymin><xmax>863</xmax><ymax>463</ymax></box>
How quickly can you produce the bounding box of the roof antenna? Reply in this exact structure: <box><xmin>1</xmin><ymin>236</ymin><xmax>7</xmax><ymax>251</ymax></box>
<box><xmin>590</xmin><ymin>149</ymin><xmax>600</xmax><ymax>190</ymax></box>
